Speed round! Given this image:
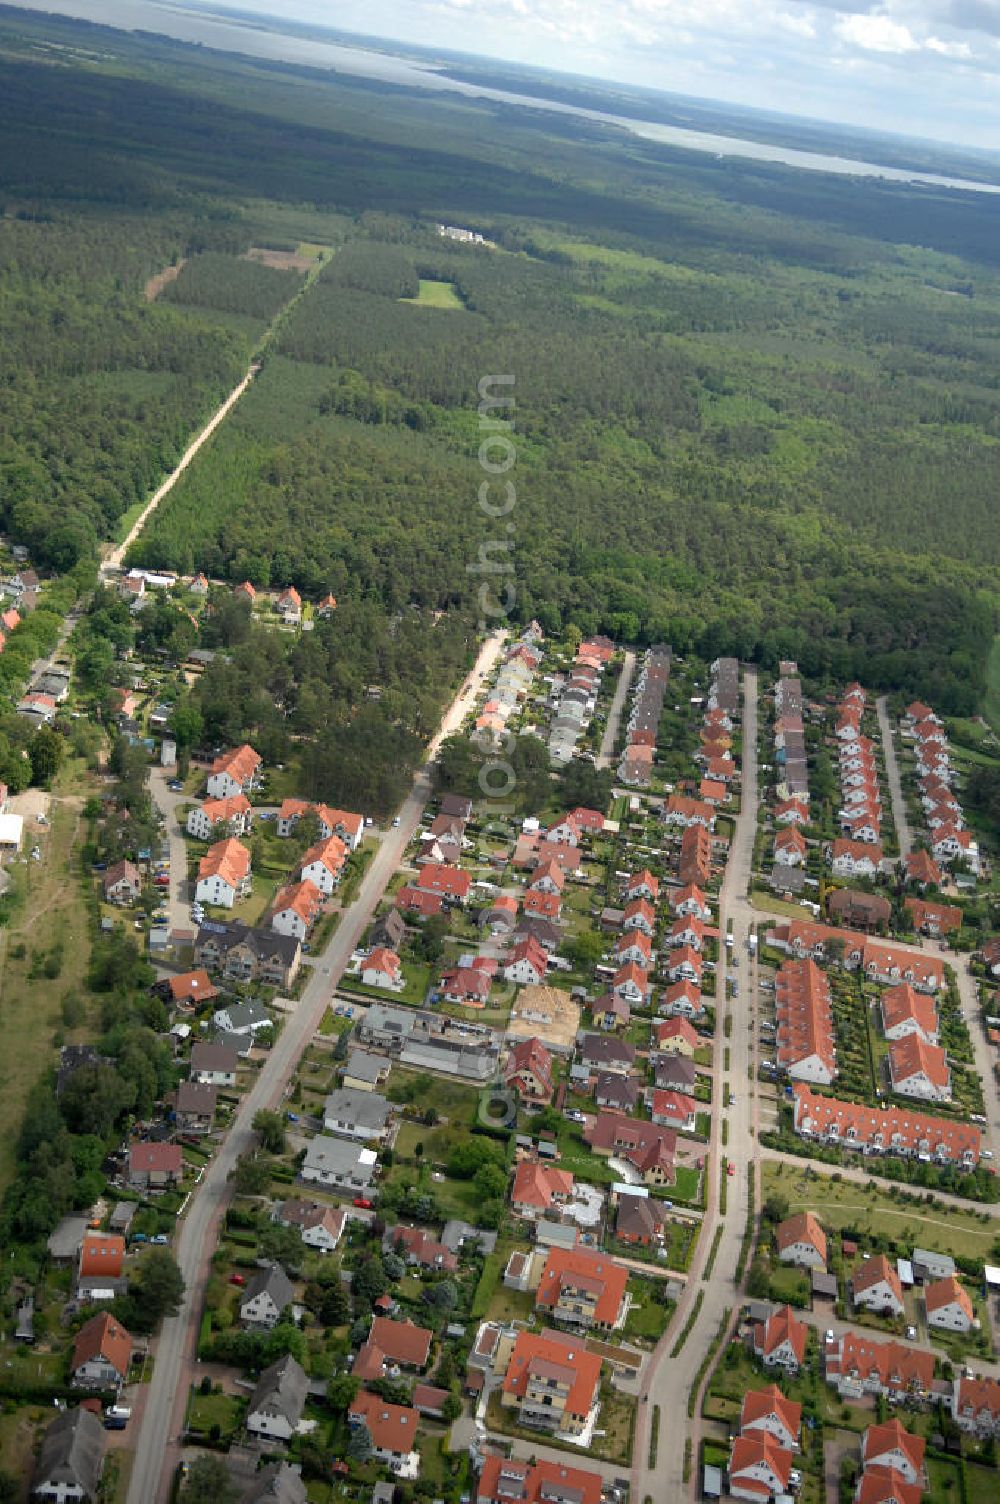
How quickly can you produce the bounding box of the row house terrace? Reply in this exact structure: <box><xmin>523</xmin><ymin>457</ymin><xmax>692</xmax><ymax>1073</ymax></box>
<box><xmin>792</xmin><ymin>1084</ymin><xmax>980</xmax><ymax>1166</ymax></box>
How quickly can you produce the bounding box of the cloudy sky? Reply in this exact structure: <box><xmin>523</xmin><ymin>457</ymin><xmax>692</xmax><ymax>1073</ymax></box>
<box><xmin>202</xmin><ymin>0</ymin><xmax>1000</xmax><ymax>148</ymax></box>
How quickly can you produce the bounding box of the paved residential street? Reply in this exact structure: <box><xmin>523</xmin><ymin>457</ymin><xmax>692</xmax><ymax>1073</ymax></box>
<box><xmin>631</xmin><ymin>667</ymin><xmax>760</xmax><ymax>1501</ymax></box>
<box><xmin>876</xmin><ymin>694</ymin><xmax>913</xmax><ymax>858</ymax></box>
<box><xmin>127</xmin><ymin>631</ymin><xmax>505</xmax><ymax>1504</ymax></box>
<box><xmin>597</xmin><ymin>649</ymin><xmax>636</xmax><ymax>769</ymax></box>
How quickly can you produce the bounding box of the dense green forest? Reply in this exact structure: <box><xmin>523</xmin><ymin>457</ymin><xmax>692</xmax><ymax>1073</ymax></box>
<box><xmin>0</xmin><ymin>7</ymin><xmax>998</xmax><ymax>718</ymax></box>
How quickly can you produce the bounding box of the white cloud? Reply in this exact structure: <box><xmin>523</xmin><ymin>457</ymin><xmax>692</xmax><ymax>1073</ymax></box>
<box><xmin>925</xmin><ymin>32</ymin><xmax>974</xmax><ymax>51</ymax></box>
<box><xmin>834</xmin><ymin>12</ymin><xmax>920</xmax><ymax>50</ymax></box>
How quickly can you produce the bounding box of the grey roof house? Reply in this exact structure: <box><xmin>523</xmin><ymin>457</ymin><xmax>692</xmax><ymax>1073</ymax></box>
<box><xmin>240</xmin><ymin>1264</ymin><xmax>295</xmax><ymax>1330</ymax></box>
<box><xmin>247</xmin><ymin>1354</ymin><xmax>308</xmax><ymax>1442</ymax></box>
<box><xmin>322</xmin><ymin>1088</ymin><xmax>391</xmax><ymax>1141</ymax></box>
<box><xmin>300</xmin><ymin>1136</ymin><xmax>377</xmax><ymax>1191</ymax></box>
<box><xmin>33</xmin><ymin>1407</ymin><xmax>104</xmax><ymax>1501</ymax></box>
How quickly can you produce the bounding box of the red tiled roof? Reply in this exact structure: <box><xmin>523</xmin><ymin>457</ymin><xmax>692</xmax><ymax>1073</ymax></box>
<box><xmin>740</xmin><ymin>1383</ymin><xmax>801</xmax><ymax>1444</ymax></box>
<box><xmin>794</xmin><ymin>1084</ymin><xmax>979</xmax><ymax>1163</ymax></box>
<box><xmin>729</xmin><ymin>1435</ymin><xmax>793</xmax><ymax>1491</ymax></box>
<box><xmin>198</xmin><ymin>837</ymin><xmax>250</xmax><ymax>888</ymax></box>
<box><xmin>774</xmin><ymin>959</ymin><xmax>835</xmax><ymax>1078</ymax></box>
<box><xmin>854</xmin><ymin>1255</ymin><xmax>903</xmax><ymax>1303</ymax></box>
<box><xmin>753</xmin><ymin>1304</ymin><xmax>807</xmax><ymax>1364</ymax></box>
<box><xmin>535</xmin><ymin>1246</ymin><xmax>628</xmax><ymax>1326</ymax></box>
<box><xmin>512</xmin><ymin>1161</ymin><xmax>574</xmax><ymax>1209</ymax></box>
<box><xmin>209</xmin><ymin>743</ymin><xmax>260</xmax><ymax>783</ymax></box>
<box><xmin>501</xmin><ymin>1329</ymin><xmax>602</xmax><ymax>1416</ymax></box>
<box><xmin>888</xmin><ymin>1034</ymin><xmax>950</xmax><ymax>1091</ymax></box>
<box><xmin>924</xmin><ymin>1275</ymin><xmax>973</xmax><ymax>1320</ymax></box>
<box><xmin>863</xmin><ymin>1418</ymin><xmax>926</xmax><ymax>1473</ymax></box>
<box><xmin>72</xmin><ymin>1312</ymin><xmax>131</xmax><ymax>1380</ymax></box>
<box><xmin>349</xmin><ymin>1391</ymin><xmax>419</xmax><ymax>1455</ymax></box>
<box><xmin>476</xmin><ymin>1456</ymin><xmax>602</xmax><ymax>1504</ymax></box>
<box><xmin>776</xmin><ymin>1211</ymin><xmax>826</xmax><ymax>1262</ymax></box>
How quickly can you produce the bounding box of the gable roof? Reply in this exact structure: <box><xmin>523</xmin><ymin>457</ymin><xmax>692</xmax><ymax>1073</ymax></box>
<box><xmin>854</xmin><ymin>1254</ymin><xmax>903</xmax><ymax>1302</ymax></box>
<box><xmin>198</xmin><ymin>837</ymin><xmax>250</xmax><ymax>887</ymax></box>
<box><xmin>501</xmin><ymin>1328</ymin><xmax>602</xmax><ymax>1416</ymax></box>
<box><xmin>210</xmin><ymin>743</ymin><xmax>261</xmax><ymax>783</ymax></box>
<box><xmin>349</xmin><ymin>1390</ymin><xmax>419</xmax><ymax>1455</ymax></box>
<box><xmin>511</xmin><ymin>1160</ymin><xmax>574</xmax><ymax>1208</ymax></box>
<box><xmin>924</xmin><ymin>1275</ymin><xmax>973</xmax><ymax>1320</ymax></box>
<box><xmin>740</xmin><ymin>1383</ymin><xmax>802</xmax><ymax>1443</ymax></box>
<box><xmin>776</xmin><ymin>1211</ymin><xmax>826</xmax><ymax>1262</ymax></box>
<box><xmin>754</xmin><ymin>1304</ymin><xmax>807</xmax><ymax>1363</ymax></box>
<box><xmin>72</xmin><ymin>1312</ymin><xmax>131</xmax><ymax>1379</ymax></box>
<box><xmin>863</xmin><ymin>1418</ymin><xmax>926</xmax><ymax>1473</ymax></box>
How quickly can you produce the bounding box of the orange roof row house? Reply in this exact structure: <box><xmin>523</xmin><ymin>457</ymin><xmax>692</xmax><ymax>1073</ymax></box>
<box><xmin>793</xmin><ymin>1083</ymin><xmax>980</xmax><ymax>1165</ymax></box>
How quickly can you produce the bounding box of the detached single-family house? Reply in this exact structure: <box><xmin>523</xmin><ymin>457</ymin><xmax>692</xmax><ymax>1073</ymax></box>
<box><xmin>32</xmin><ymin>1408</ymin><xmax>104</xmax><ymax>1503</ymax></box>
<box><xmin>207</xmin><ymin>743</ymin><xmax>262</xmax><ymax>800</ymax></box>
<box><xmin>71</xmin><ymin>1312</ymin><xmax>131</xmax><ymax>1391</ymax></box>
<box><xmin>128</xmin><ymin>1141</ymin><xmax>183</xmax><ymax>1191</ymax></box>
<box><xmin>505</xmin><ymin>1037</ymin><xmax>554</xmax><ymax>1105</ymax></box>
<box><xmin>362</xmin><ymin>947</ymin><xmax>403</xmax><ymax>990</ymax></box>
<box><xmin>241</xmin><ymin>1263</ymin><xmax>295</xmax><ymax>1330</ymax></box>
<box><xmin>270</xmin><ymin>879</ymin><xmax>323</xmax><ymax>941</ymax></box>
<box><xmin>103</xmin><ymin>860</ymin><xmax>142</xmax><ymax>906</ymax></box>
<box><xmin>925</xmin><ymin>1276</ymin><xmax>974</xmax><ymax>1333</ymax></box>
<box><xmin>276</xmin><ymin>1199</ymin><xmax>346</xmax><ymax>1253</ymax></box>
<box><xmin>247</xmin><ymin>1354</ymin><xmax>308</xmax><ymax>1441</ymax></box>
<box><xmin>195</xmin><ymin>838</ymin><xmax>251</xmax><ymax>909</ymax></box>
<box><xmin>852</xmin><ymin>1256</ymin><xmax>905</xmax><ymax>1318</ymax></box>
<box><xmin>776</xmin><ymin>1212</ymin><xmax>827</xmax><ymax>1270</ymax></box>
<box><xmin>751</xmin><ymin>1305</ymin><xmax>808</xmax><ymax>1372</ymax></box>
<box><xmin>322</xmin><ymin>1088</ymin><xmax>391</xmax><ymax>1142</ymax></box>
<box><xmin>348</xmin><ymin>1392</ymin><xmax>420</xmax><ymax>1474</ymax></box>
<box><xmin>300</xmin><ymin>1137</ymin><xmax>377</xmax><ymax>1192</ymax></box>
<box><xmin>174</xmin><ymin>1080</ymin><xmax>217</xmax><ymax>1134</ymax></box>
<box><xmin>276</xmin><ymin>586</ymin><xmax>302</xmax><ymax>624</ymax></box>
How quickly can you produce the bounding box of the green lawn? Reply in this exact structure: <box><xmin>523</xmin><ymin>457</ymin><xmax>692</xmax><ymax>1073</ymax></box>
<box><xmin>762</xmin><ymin>1160</ymin><xmax>998</xmax><ymax>1259</ymax></box>
<box><xmin>185</xmin><ymin>1388</ymin><xmax>246</xmax><ymax>1439</ymax></box>
<box><xmin>400</xmin><ymin>278</ymin><xmax>464</xmax><ymax>309</ymax></box>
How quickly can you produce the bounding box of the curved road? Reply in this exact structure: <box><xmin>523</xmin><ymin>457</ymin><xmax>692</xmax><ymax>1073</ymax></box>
<box><xmin>127</xmin><ymin>631</ymin><xmax>506</xmax><ymax>1504</ymax></box>
<box><xmin>631</xmin><ymin>667</ymin><xmax>760</xmax><ymax>1500</ymax></box>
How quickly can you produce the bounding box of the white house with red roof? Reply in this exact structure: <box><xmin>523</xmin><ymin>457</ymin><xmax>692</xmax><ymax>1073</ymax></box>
<box><xmin>880</xmin><ymin>984</ymin><xmax>939</xmax><ymax>1045</ymax></box>
<box><xmin>505</xmin><ymin>1038</ymin><xmax>554</xmax><ymax>1105</ymax></box>
<box><xmin>207</xmin><ymin>744</ymin><xmax>262</xmax><ymax>800</ymax></box>
<box><xmin>615</xmin><ymin>930</ymin><xmax>653</xmax><ymax>968</ymax></box>
<box><xmin>670</xmin><ymin>883</ymin><xmax>711</xmax><ymax>919</ymax></box>
<box><xmin>504</xmin><ymin>938</ymin><xmax>549</xmax><ymax>987</ymax></box>
<box><xmin>776</xmin><ymin>1212</ymin><xmax>827</xmax><ymax>1270</ymax></box>
<box><xmin>622</xmin><ymin>897</ymin><xmax>656</xmax><ymax>935</ymax></box>
<box><xmin>888</xmin><ymin>1035</ymin><xmax>951</xmax><ymax>1102</ymax></box>
<box><xmin>728</xmin><ymin>1434</ymin><xmax>794</xmax><ymax>1501</ymax></box>
<box><xmin>270</xmin><ymin>879</ymin><xmax>323</xmax><ymax>941</ymax></box>
<box><xmin>276</xmin><ymin>586</ymin><xmax>301</xmax><ymax>623</ymax></box>
<box><xmin>952</xmin><ymin>1375</ymin><xmax>1000</xmax><ymax>1437</ymax></box>
<box><xmin>862</xmin><ymin>1420</ymin><xmax>925</xmax><ymax>1486</ymax></box>
<box><xmin>665</xmin><ymin>946</ymin><xmax>702</xmax><ymax>984</ymax></box>
<box><xmin>299</xmin><ymin>835</ymin><xmax>348</xmax><ymax>894</ymax></box>
<box><xmin>361</xmin><ymin>947</ymin><xmax>403</xmax><ymax>990</ymax></box>
<box><xmin>739</xmin><ymin>1384</ymin><xmax>801</xmax><ymax>1451</ymax></box>
<box><xmin>924</xmin><ymin>1275</ymin><xmax>974</xmax><ymax>1333</ymax></box>
<box><xmin>657</xmin><ymin>979</ymin><xmax>704</xmax><ymax>1018</ymax></box>
<box><xmin>610</xmin><ymin>961</ymin><xmax>650</xmax><ymax>1006</ymax></box>
<box><xmin>852</xmin><ymin>1256</ymin><xmax>904</xmax><ymax>1317</ymax></box>
<box><xmin>510</xmin><ymin>1161</ymin><xmax>574</xmax><ymax>1219</ymax></box>
<box><xmin>774</xmin><ymin>827</ymin><xmax>807</xmax><ymax>867</ymax></box>
<box><xmin>195</xmin><ymin>838</ymin><xmax>251</xmax><ymax>908</ymax></box>
<box><xmin>626</xmin><ymin>870</ymin><xmax>658</xmax><ymax>903</ymax></box>
<box><xmin>751</xmin><ymin>1305</ymin><xmax>808</xmax><ymax>1372</ymax></box>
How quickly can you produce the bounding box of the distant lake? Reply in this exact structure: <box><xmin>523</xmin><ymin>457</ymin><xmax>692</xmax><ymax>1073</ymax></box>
<box><xmin>15</xmin><ymin>0</ymin><xmax>1000</xmax><ymax>195</ymax></box>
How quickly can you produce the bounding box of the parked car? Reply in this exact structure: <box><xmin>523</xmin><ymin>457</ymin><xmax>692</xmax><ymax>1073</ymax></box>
<box><xmin>353</xmin><ymin>1197</ymin><xmax>374</xmax><ymax>1210</ymax></box>
<box><xmin>229</xmin><ymin>1273</ymin><xmax>246</xmax><ymax>1287</ymax></box>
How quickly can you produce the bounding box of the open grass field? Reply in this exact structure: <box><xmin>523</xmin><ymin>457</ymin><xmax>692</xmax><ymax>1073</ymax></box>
<box><xmin>0</xmin><ymin>787</ymin><xmax>93</xmax><ymax>1191</ymax></box>
<box><xmin>400</xmin><ymin>278</ymin><xmax>465</xmax><ymax>309</ymax></box>
<box><xmin>763</xmin><ymin>1160</ymin><xmax>999</xmax><ymax>1259</ymax></box>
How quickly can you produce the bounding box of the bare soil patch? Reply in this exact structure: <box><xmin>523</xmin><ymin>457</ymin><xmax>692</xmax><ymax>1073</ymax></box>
<box><xmin>243</xmin><ymin>246</ymin><xmax>313</xmax><ymax>272</ymax></box>
<box><xmin>144</xmin><ymin>259</ymin><xmax>185</xmax><ymax>301</ymax></box>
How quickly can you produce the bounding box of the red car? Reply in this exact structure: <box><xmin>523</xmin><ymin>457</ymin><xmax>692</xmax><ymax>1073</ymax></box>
<box><xmin>353</xmin><ymin>1197</ymin><xmax>374</xmax><ymax>1210</ymax></box>
<box><xmin>727</xmin><ymin>1162</ymin><xmax>736</xmax><ymax>1177</ymax></box>
<box><xmin>229</xmin><ymin>1273</ymin><xmax>246</xmax><ymax>1287</ymax></box>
